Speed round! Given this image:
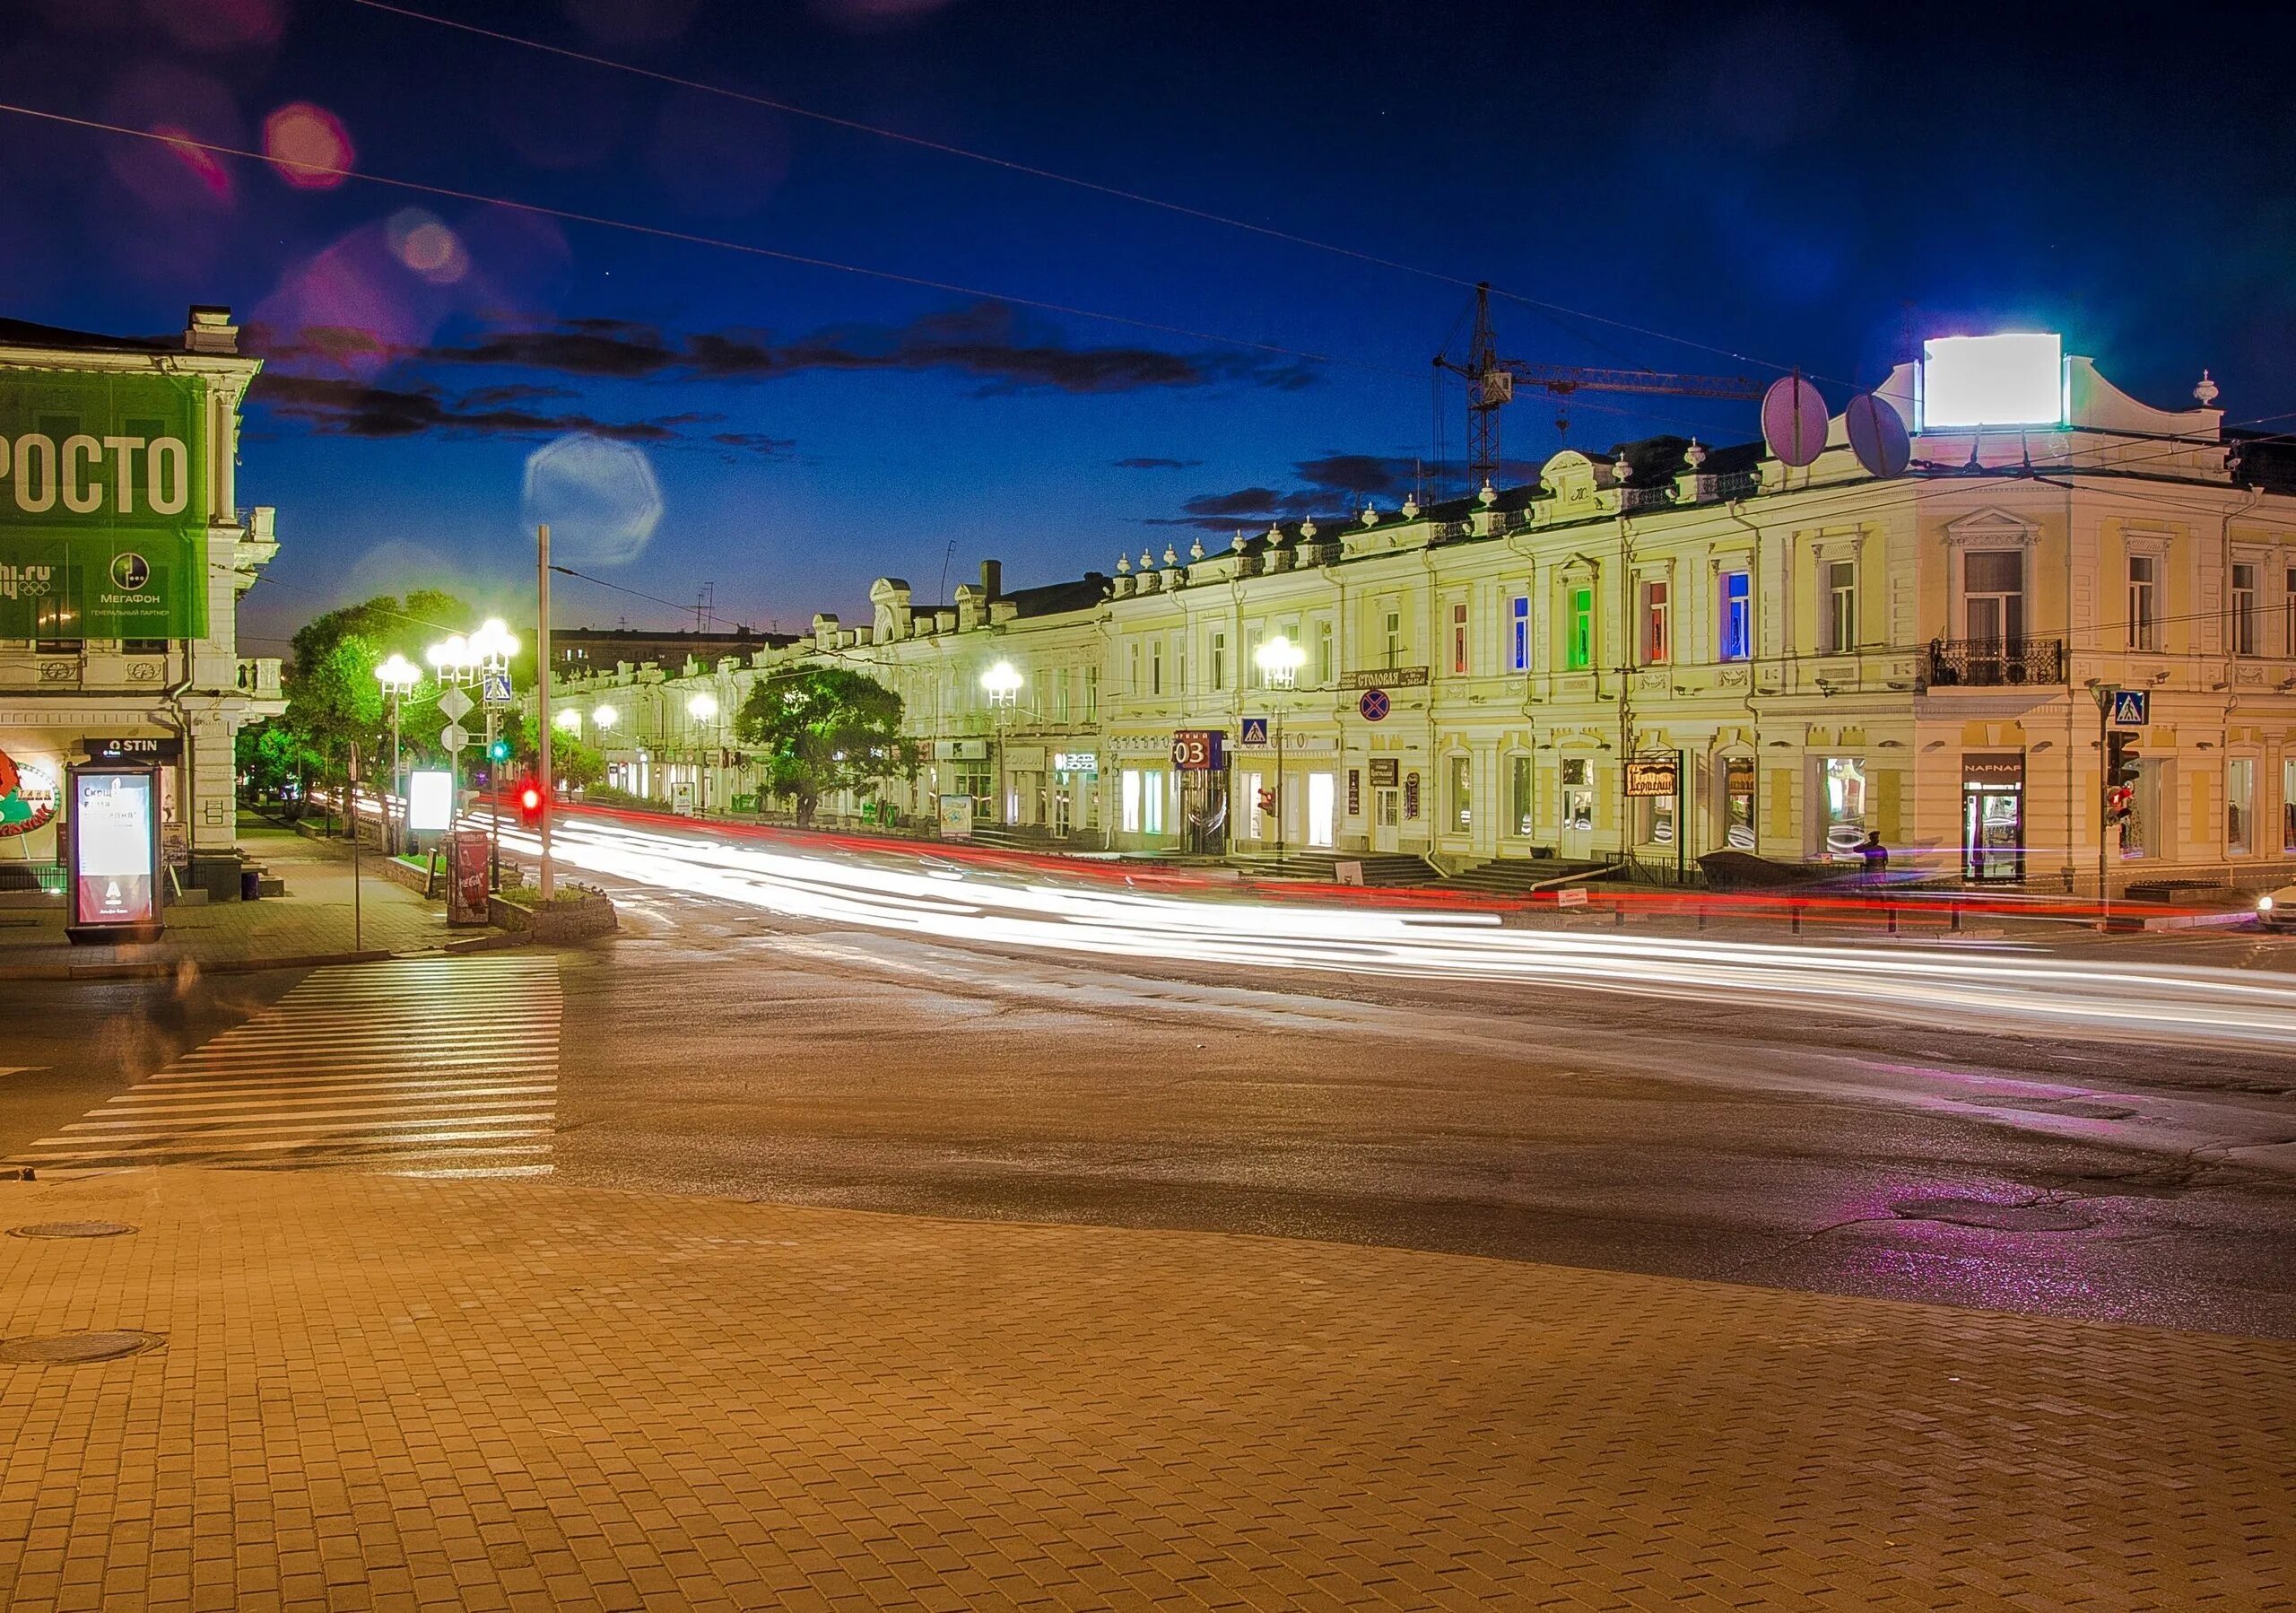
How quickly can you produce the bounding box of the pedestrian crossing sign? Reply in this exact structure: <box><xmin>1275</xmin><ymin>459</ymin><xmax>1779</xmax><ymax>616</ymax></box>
<box><xmin>1241</xmin><ymin>717</ymin><xmax>1270</xmax><ymax>745</ymax></box>
<box><xmin>482</xmin><ymin>668</ymin><xmax>516</xmax><ymax>709</ymax></box>
<box><xmin>2110</xmin><ymin>689</ymin><xmax>2149</xmax><ymax>728</ymax></box>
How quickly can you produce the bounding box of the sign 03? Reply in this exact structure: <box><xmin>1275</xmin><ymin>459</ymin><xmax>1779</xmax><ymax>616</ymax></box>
<box><xmin>0</xmin><ymin>370</ymin><xmax>210</xmax><ymax>639</ymax></box>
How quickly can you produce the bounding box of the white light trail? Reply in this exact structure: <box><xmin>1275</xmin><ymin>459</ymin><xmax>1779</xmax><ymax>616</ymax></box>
<box><xmin>500</xmin><ymin>815</ymin><xmax>2296</xmax><ymax>1052</ymax></box>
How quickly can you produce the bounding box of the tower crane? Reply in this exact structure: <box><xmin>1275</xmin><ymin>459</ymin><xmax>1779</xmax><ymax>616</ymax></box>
<box><xmin>1434</xmin><ymin>283</ymin><xmax>1767</xmax><ymax>493</ymax></box>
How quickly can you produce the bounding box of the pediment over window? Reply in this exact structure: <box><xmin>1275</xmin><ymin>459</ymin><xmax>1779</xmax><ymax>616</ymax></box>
<box><xmin>1941</xmin><ymin>508</ymin><xmax>2040</xmax><ymax>549</ymax></box>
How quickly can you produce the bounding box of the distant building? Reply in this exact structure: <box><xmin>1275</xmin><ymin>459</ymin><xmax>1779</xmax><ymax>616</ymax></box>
<box><xmin>550</xmin><ymin>624</ymin><xmax>796</xmax><ymax>678</ymax></box>
<box><xmin>553</xmin><ymin>340</ymin><xmax>2296</xmax><ymax>897</ymax></box>
<box><xmin>0</xmin><ymin>307</ymin><xmax>284</xmax><ymax>899</ymax></box>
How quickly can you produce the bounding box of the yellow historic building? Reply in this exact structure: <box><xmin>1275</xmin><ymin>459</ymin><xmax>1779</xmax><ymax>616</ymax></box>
<box><xmin>554</xmin><ymin>344</ymin><xmax>2296</xmax><ymax>896</ymax></box>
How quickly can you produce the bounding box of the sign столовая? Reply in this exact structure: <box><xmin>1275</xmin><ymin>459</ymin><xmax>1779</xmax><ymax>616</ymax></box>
<box><xmin>0</xmin><ymin>371</ymin><xmax>210</xmax><ymax>640</ymax></box>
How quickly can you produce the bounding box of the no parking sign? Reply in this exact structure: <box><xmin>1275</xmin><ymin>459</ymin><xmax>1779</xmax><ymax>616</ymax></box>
<box><xmin>1358</xmin><ymin>688</ymin><xmax>1390</xmax><ymax>722</ymax></box>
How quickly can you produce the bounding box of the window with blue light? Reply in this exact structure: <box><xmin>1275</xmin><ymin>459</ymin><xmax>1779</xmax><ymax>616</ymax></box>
<box><xmin>1719</xmin><ymin>571</ymin><xmax>1751</xmax><ymax>661</ymax></box>
<box><xmin>1509</xmin><ymin>595</ymin><xmax>1529</xmax><ymax>672</ymax></box>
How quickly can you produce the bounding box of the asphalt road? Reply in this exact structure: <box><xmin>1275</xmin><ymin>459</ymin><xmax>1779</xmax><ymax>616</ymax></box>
<box><xmin>6</xmin><ymin>839</ymin><xmax>2295</xmax><ymax>1340</ymax></box>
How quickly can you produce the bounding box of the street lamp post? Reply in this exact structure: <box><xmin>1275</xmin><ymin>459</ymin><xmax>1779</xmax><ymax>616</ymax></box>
<box><xmin>374</xmin><ymin>653</ymin><xmax>420</xmax><ymax>856</ymax></box>
<box><xmin>687</xmin><ymin>692</ymin><xmax>719</xmax><ymax>815</ymax></box>
<box><xmin>1254</xmin><ymin>634</ymin><xmax>1306</xmax><ymax>860</ymax></box>
<box><xmin>980</xmin><ymin>660</ymin><xmax>1022</xmax><ymax>827</ymax></box>
<box><xmin>470</xmin><ymin>617</ymin><xmax>519</xmax><ymax>891</ymax></box>
<box><xmin>425</xmin><ymin>632</ymin><xmax>476</xmax><ymax>841</ymax></box>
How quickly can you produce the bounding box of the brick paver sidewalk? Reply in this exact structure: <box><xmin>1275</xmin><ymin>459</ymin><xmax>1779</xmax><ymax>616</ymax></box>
<box><xmin>0</xmin><ymin>823</ymin><xmax>451</xmax><ymax>972</ymax></box>
<box><xmin>2</xmin><ymin>1169</ymin><xmax>2290</xmax><ymax>1610</ymax></box>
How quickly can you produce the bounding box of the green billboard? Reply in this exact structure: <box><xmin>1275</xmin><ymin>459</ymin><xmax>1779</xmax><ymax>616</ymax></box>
<box><xmin>0</xmin><ymin>369</ymin><xmax>210</xmax><ymax>640</ymax></box>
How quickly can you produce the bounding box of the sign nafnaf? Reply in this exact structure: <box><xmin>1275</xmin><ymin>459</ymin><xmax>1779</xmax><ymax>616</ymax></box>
<box><xmin>0</xmin><ymin>371</ymin><xmax>210</xmax><ymax>640</ymax></box>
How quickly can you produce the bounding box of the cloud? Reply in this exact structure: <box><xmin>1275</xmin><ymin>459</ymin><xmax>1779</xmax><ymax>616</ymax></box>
<box><xmin>403</xmin><ymin>302</ymin><xmax>1315</xmax><ymax>397</ymax></box>
<box><xmin>1114</xmin><ymin>456</ymin><xmax>1203</xmax><ymax>469</ymax></box>
<box><xmin>1145</xmin><ymin>451</ymin><xmax>1548</xmax><ymax>531</ymax></box>
<box><xmin>456</xmin><ymin>382</ymin><xmax>580</xmax><ymax>408</ymax></box>
<box><xmin>711</xmin><ymin>432</ymin><xmax>797</xmax><ymax>460</ymax></box>
<box><xmin>251</xmin><ymin>372</ymin><xmax>721</xmax><ymax>444</ymax></box>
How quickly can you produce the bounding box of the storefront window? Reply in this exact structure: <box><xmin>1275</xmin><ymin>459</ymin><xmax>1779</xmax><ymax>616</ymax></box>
<box><xmin>1560</xmin><ymin>757</ymin><xmax>1594</xmax><ymax>832</ymax></box>
<box><xmin>2284</xmin><ymin>758</ymin><xmax>2296</xmax><ymax>854</ymax></box>
<box><xmin>1821</xmin><ymin>756</ymin><xmax>1866</xmax><ymax>857</ymax></box>
<box><xmin>1239</xmin><ymin>769</ymin><xmax>1264</xmax><ymax>839</ymax></box>
<box><xmin>1121</xmin><ymin>769</ymin><xmax>1142</xmax><ymax>833</ymax></box>
<box><xmin>1509</xmin><ymin>755</ymin><xmax>1534</xmax><ymax>837</ymax></box>
<box><xmin>1643</xmin><ymin>792</ymin><xmax>1675</xmax><ymax>847</ymax></box>
<box><xmin>1724</xmin><ymin>756</ymin><xmax>1755</xmax><ymax>850</ymax></box>
<box><xmin>1307</xmin><ymin>772</ymin><xmax>1335</xmax><ymax>848</ymax></box>
<box><xmin>1142</xmin><ymin>768</ymin><xmax>1166</xmax><ymax>835</ymax></box>
<box><xmin>1448</xmin><ymin>754</ymin><xmax>1471</xmax><ymax>833</ymax></box>
<box><xmin>2228</xmin><ymin>758</ymin><xmax>2254</xmax><ymax>854</ymax></box>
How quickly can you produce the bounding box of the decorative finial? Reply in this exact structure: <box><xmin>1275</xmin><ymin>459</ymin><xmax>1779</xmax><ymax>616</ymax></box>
<box><xmin>1612</xmin><ymin>453</ymin><xmax>1631</xmax><ymax>484</ymax></box>
<box><xmin>1231</xmin><ymin>527</ymin><xmax>1246</xmax><ymax>551</ymax></box>
<box><xmin>1477</xmin><ymin>478</ymin><xmax>1497</xmax><ymax>507</ymax></box>
<box><xmin>1162</xmin><ymin>544</ymin><xmax>1179</xmax><ymax>568</ymax></box>
<box><xmin>1139</xmin><ymin>548</ymin><xmax>1153</xmax><ymax>571</ymax></box>
<box><xmin>1361</xmin><ymin>502</ymin><xmax>1378</xmax><ymax>526</ymax></box>
<box><xmin>1685</xmin><ymin>438</ymin><xmax>1708</xmax><ymax>468</ymax></box>
<box><xmin>1299</xmin><ymin>516</ymin><xmax>1318</xmax><ymax>539</ymax></box>
<box><xmin>1402</xmin><ymin>495</ymin><xmax>1420</xmax><ymax>519</ymax></box>
<box><xmin>1265</xmin><ymin>523</ymin><xmax>1283</xmax><ymax>544</ymax></box>
<box><xmin>2195</xmin><ymin>370</ymin><xmax>2220</xmax><ymax>407</ymax></box>
<box><xmin>1116</xmin><ymin>552</ymin><xmax>1130</xmax><ymax>574</ymax></box>
<box><xmin>1188</xmin><ymin>536</ymin><xmax>1205</xmax><ymax>561</ymax></box>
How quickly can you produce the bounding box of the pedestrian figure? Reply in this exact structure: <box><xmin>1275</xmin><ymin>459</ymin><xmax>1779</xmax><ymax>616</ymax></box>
<box><xmin>1858</xmin><ymin>831</ymin><xmax>1889</xmax><ymax>885</ymax></box>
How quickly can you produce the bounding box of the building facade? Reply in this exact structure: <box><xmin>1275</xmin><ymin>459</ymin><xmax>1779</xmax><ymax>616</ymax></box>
<box><xmin>552</xmin><ymin>349</ymin><xmax>2296</xmax><ymax>896</ymax></box>
<box><xmin>0</xmin><ymin>308</ymin><xmax>283</xmax><ymax>899</ymax></box>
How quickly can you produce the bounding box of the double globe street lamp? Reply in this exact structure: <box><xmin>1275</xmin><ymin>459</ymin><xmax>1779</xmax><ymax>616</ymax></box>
<box><xmin>979</xmin><ymin>659</ymin><xmax>1023</xmax><ymax>827</ymax></box>
<box><xmin>1252</xmin><ymin>633</ymin><xmax>1307</xmax><ymax>860</ymax></box>
<box><xmin>373</xmin><ymin>652</ymin><xmax>422</xmax><ymax>854</ymax></box>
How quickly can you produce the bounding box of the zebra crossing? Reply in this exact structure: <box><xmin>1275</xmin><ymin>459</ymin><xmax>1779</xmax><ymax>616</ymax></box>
<box><xmin>16</xmin><ymin>955</ymin><xmax>562</xmax><ymax>1177</ymax></box>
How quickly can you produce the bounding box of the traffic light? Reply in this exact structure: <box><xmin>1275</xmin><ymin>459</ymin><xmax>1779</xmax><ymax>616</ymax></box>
<box><xmin>517</xmin><ymin>779</ymin><xmax>545</xmax><ymax>826</ymax></box>
<box><xmin>488</xmin><ymin>737</ymin><xmax>511</xmax><ymax>763</ymax></box>
<box><xmin>2104</xmin><ymin>732</ymin><xmax>2140</xmax><ymax>824</ymax></box>
<box><xmin>1257</xmin><ymin>786</ymin><xmax>1277</xmax><ymax>816</ymax></box>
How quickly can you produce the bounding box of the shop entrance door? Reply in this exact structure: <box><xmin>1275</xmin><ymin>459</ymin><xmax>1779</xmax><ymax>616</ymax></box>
<box><xmin>1373</xmin><ymin>789</ymin><xmax>1402</xmax><ymax>852</ymax></box>
<box><xmin>1050</xmin><ymin>780</ymin><xmax>1072</xmax><ymax>840</ymax></box>
<box><xmin>1961</xmin><ymin>752</ymin><xmax>2026</xmax><ymax>883</ymax></box>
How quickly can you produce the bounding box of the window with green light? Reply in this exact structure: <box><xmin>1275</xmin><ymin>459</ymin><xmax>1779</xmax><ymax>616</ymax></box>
<box><xmin>1566</xmin><ymin>586</ymin><xmax>1594</xmax><ymax>669</ymax></box>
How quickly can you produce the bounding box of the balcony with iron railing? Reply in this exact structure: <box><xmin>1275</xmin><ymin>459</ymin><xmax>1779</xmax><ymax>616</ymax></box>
<box><xmin>1922</xmin><ymin>637</ymin><xmax>2066</xmax><ymax>689</ymax></box>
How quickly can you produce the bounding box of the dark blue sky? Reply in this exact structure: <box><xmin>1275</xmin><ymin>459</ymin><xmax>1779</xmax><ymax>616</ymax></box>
<box><xmin>4</xmin><ymin>0</ymin><xmax>2292</xmax><ymax>650</ymax></box>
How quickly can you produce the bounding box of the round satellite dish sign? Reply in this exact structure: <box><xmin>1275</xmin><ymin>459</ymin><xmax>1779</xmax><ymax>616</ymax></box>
<box><xmin>1760</xmin><ymin>375</ymin><xmax>1829</xmax><ymax>468</ymax></box>
<box><xmin>1844</xmin><ymin>393</ymin><xmax>1910</xmax><ymax>479</ymax></box>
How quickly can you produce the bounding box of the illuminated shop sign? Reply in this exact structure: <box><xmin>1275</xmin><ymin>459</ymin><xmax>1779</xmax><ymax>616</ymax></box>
<box><xmin>0</xmin><ymin>749</ymin><xmax>57</xmax><ymax>837</ymax></box>
<box><xmin>1917</xmin><ymin>333</ymin><xmax>2066</xmax><ymax>431</ymax></box>
<box><xmin>67</xmin><ymin>765</ymin><xmax>161</xmax><ymax>938</ymax></box>
<box><xmin>0</xmin><ymin>371</ymin><xmax>210</xmax><ymax>639</ymax></box>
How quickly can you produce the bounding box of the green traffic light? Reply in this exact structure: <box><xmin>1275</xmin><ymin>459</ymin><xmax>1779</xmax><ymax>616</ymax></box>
<box><xmin>489</xmin><ymin>740</ymin><xmax>510</xmax><ymax>762</ymax></box>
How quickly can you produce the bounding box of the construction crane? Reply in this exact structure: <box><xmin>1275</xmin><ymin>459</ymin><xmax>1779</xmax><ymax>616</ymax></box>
<box><xmin>1434</xmin><ymin>283</ymin><xmax>1767</xmax><ymax>493</ymax></box>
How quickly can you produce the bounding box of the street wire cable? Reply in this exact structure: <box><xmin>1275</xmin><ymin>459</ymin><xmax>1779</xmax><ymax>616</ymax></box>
<box><xmin>335</xmin><ymin>0</ymin><xmax>1806</xmax><ymax>379</ymax></box>
<box><xmin>0</xmin><ymin>100</ymin><xmax>1419</xmax><ymax>387</ymax></box>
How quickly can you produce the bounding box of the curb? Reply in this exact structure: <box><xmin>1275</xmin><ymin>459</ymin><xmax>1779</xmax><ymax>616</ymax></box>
<box><xmin>0</xmin><ymin>939</ymin><xmax>532</xmax><ymax>982</ymax></box>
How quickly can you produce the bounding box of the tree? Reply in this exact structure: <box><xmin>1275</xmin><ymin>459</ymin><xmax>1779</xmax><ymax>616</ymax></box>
<box><xmin>236</xmin><ymin>720</ymin><xmax>320</xmax><ymax>802</ymax></box>
<box><xmin>734</xmin><ymin>667</ymin><xmax>914</xmax><ymax>827</ymax></box>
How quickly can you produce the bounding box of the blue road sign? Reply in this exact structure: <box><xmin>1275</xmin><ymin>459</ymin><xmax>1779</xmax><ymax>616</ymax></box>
<box><xmin>1358</xmin><ymin>688</ymin><xmax>1390</xmax><ymax>723</ymax></box>
<box><xmin>2110</xmin><ymin>689</ymin><xmax>2149</xmax><ymax>728</ymax></box>
<box><xmin>1240</xmin><ymin>717</ymin><xmax>1270</xmax><ymax>745</ymax></box>
<box><xmin>481</xmin><ymin>667</ymin><xmax>515</xmax><ymax>709</ymax></box>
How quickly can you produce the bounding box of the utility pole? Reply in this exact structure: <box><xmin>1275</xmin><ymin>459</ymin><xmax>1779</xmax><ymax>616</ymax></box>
<box><xmin>2090</xmin><ymin>682</ymin><xmax>2115</xmax><ymax>932</ymax></box>
<box><xmin>538</xmin><ymin>523</ymin><xmax>555</xmax><ymax>902</ymax></box>
<box><xmin>348</xmin><ymin>742</ymin><xmax>362</xmax><ymax>952</ymax></box>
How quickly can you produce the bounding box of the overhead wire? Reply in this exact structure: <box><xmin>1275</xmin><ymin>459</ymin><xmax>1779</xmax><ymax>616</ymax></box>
<box><xmin>335</xmin><ymin>0</ymin><xmax>1810</xmax><ymax>380</ymax></box>
<box><xmin>0</xmin><ymin>100</ymin><xmax>1421</xmax><ymax>388</ymax></box>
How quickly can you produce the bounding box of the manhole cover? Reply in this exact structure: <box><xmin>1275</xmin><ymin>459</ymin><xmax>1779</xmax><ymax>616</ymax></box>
<box><xmin>8</xmin><ymin>1222</ymin><xmax>137</xmax><ymax>1240</ymax></box>
<box><xmin>0</xmin><ymin>1330</ymin><xmax>165</xmax><ymax>1365</ymax></box>
<box><xmin>1890</xmin><ymin>1198</ymin><xmax>2090</xmax><ymax>1233</ymax></box>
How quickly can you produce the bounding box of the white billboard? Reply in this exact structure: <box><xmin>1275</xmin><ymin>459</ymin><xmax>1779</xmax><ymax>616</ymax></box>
<box><xmin>1918</xmin><ymin>333</ymin><xmax>2066</xmax><ymax>431</ymax></box>
<box><xmin>407</xmin><ymin>769</ymin><xmax>453</xmax><ymax>833</ymax></box>
<box><xmin>70</xmin><ymin>768</ymin><xmax>157</xmax><ymax>929</ymax></box>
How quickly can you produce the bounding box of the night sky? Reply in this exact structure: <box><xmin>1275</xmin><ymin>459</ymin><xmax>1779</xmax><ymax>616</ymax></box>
<box><xmin>4</xmin><ymin>0</ymin><xmax>2292</xmax><ymax>650</ymax></box>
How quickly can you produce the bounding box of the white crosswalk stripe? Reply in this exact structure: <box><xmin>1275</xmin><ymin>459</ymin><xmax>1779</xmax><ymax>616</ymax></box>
<box><xmin>16</xmin><ymin>955</ymin><xmax>562</xmax><ymax>1177</ymax></box>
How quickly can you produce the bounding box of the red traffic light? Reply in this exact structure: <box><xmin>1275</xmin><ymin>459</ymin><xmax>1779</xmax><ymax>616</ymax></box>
<box><xmin>517</xmin><ymin>780</ymin><xmax>545</xmax><ymax>824</ymax></box>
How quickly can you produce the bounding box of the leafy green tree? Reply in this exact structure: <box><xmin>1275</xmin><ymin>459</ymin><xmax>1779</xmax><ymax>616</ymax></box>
<box><xmin>235</xmin><ymin>720</ymin><xmax>320</xmax><ymax>802</ymax></box>
<box><xmin>734</xmin><ymin>667</ymin><xmax>914</xmax><ymax>826</ymax></box>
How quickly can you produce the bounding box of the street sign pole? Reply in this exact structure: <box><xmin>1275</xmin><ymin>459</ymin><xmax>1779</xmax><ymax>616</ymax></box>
<box><xmin>348</xmin><ymin>743</ymin><xmax>363</xmax><ymax>953</ymax></box>
<box><xmin>537</xmin><ymin>523</ymin><xmax>554</xmax><ymax>902</ymax></box>
<box><xmin>2092</xmin><ymin>684</ymin><xmax>2116</xmax><ymax>932</ymax></box>
<box><xmin>485</xmin><ymin>708</ymin><xmax>500</xmax><ymax>894</ymax></box>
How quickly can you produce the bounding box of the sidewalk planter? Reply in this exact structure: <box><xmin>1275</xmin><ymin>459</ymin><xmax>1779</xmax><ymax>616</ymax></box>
<box><xmin>488</xmin><ymin>886</ymin><xmax>617</xmax><ymax>943</ymax></box>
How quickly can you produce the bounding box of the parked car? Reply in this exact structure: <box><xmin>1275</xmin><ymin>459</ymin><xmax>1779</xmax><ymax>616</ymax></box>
<box><xmin>2258</xmin><ymin>882</ymin><xmax>2296</xmax><ymax>929</ymax></box>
